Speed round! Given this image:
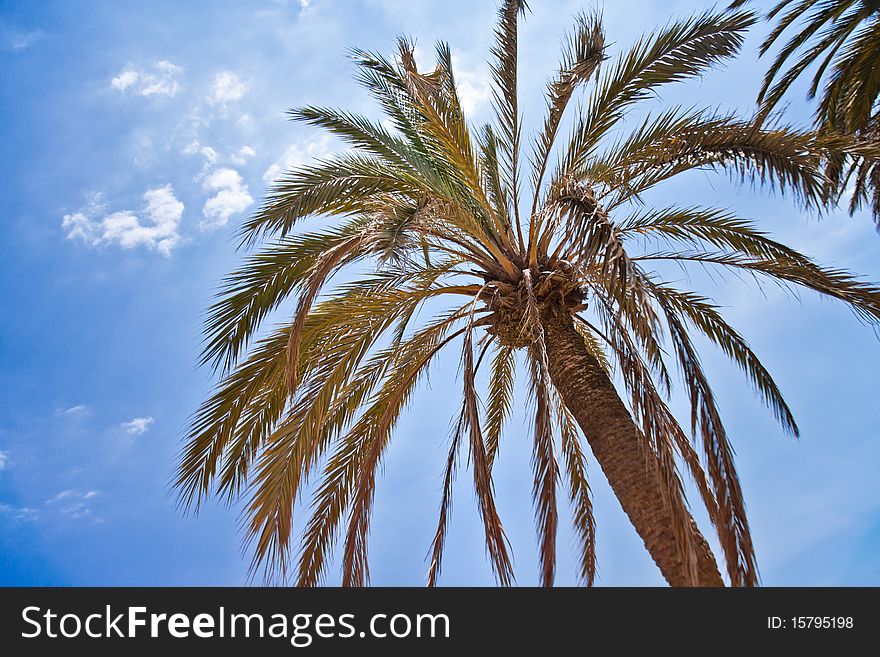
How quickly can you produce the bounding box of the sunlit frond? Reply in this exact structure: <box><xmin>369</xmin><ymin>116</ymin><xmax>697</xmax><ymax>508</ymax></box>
<box><xmin>589</xmin><ymin>113</ymin><xmax>828</xmax><ymax>210</ymax></box>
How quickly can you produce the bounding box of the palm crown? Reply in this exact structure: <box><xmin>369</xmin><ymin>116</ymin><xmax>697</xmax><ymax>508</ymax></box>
<box><xmin>176</xmin><ymin>3</ymin><xmax>880</xmax><ymax>587</ymax></box>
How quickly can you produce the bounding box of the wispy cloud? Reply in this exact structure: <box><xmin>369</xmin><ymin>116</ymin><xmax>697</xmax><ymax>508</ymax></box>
<box><xmin>201</xmin><ymin>168</ymin><xmax>254</xmax><ymax>230</ymax></box>
<box><xmin>121</xmin><ymin>417</ymin><xmax>154</xmax><ymax>436</ymax></box>
<box><xmin>0</xmin><ymin>503</ymin><xmax>37</xmax><ymax>522</ymax></box>
<box><xmin>0</xmin><ymin>19</ymin><xmax>43</xmax><ymax>52</ymax></box>
<box><xmin>48</xmin><ymin>489</ymin><xmax>98</xmax><ymax>503</ymax></box>
<box><xmin>0</xmin><ymin>450</ymin><xmax>10</xmax><ymax>471</ymax></box>
<box><xmin>62</xmin><ymin>185</ymin><xmax>185</xmax><ymax>257</ymax></box>
<box><xmin>46</xmin><ymin>489</ymin><xmax>100</xmax><ymax>521</ymax></box>
<box><xmin>63</xmin><ymin>404</ymin><xmax>87</xmax><ymax>414</ymax></box>
<box><xmin>184</xmin><ymin>141</ymin><xmax>254</xmax><ymax>169</ymax></box>
<box><xmin>111</xmin><ymin>61</ymin><xmax>183</xmax><ymax>97</ymax></box>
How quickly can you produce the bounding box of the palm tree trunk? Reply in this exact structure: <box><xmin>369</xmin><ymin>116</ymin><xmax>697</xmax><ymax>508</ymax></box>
<box><xmin>542</xmin><ymin>313</ymin><xmax>724</xmax><ymax>586</ymax></box>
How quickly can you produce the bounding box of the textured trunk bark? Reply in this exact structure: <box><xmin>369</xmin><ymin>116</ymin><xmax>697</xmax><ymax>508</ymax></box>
<box><xmin>543</xmin><ymin>313</ymin><xmax>724</xmax><ymax>587</ymax></box>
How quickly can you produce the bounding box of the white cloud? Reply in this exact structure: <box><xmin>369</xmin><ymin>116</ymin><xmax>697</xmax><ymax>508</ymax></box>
<box><xmin>452</xmin><ymin>56</ymin><xmax>490</xmax><ymax>117</ymax></box>
<box><xmin>63</xmin><ymin>404</ymin><xmax>87</xmax><ymax>414</ymax></box>
<box><xmin>201</xmin><ymin>168</ymin><xmax>254</xmax><ymax>229</ymax></box>
<box><xmin>111</xmin><ymin>61</ymin><xmax>182</xmax><ymax>97</ymax></box>
<box><xmin>200</xmin><ymin>146</ymin><xmax>219</xmax><ymax>164</ymax></box>
<box><xmin>184</xmin><ymin>141</ymin><xmax>252</xmax><ymax>167</ymax></box>
<box><xmin>62</xmin><ymin>185</ymin><xmax>184</xmax><ymax>257</ymax></box>
<box><xmin>49</xmin><ymin>489</ymin><xmax>76</xmax><ymax>502</ymax></box>
<box><xmin>230</xmin><ymin>145</ymin><xmax>256</xmax><ymax>166</ymax></box>
<box><xmin>141</xmin><ymin>61</ymin><xmax>183</xmax><ymax>96</ymax></box>
<box><xmin>0</xmin><ymin>450</ymin><xmax>9</xmax><ymax>471</ymax></box>
<box><xmin>111</xmin><ymin>70</ymin><xmax>139</xmax><ymax>91</ymax></box>
<box><xmin>209</xmin><ymin>70</ymin><xmax>248</xmax><ymax>105</ymax></box>
<box><xmin>262</xmin><ymin>135</ymin><xmax>333</xmax><ymax>183</ymax></box>
<box><xmin>269</xmin><ymin>0</ymin><xmax>313</xmax><ymax>11</ymax></box>
<box><xmin>121</xmin><ymin>416</ymin><xmax>154</xmax><ymax>435</ymax></box>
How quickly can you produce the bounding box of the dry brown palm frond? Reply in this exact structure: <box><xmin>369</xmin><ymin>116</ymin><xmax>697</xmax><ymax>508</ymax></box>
<box><xmin>526</xmin><ymin>343</ymin><xmax>560</xmax><ymax>587</ymax></box>
<box><xmin>659</xmin><ymin>300</ymin><xmax>758</xmax><ymax>587</ymax></box>
<box><xmin>300</xmin><ymin>315</ymin><xmax>469</xmax><ymax>587</ymax></box>
<box><xmin>459</xmin><ymin>314</ymin><xmax>515</xmax><ymax>586</ymax></box>
<box><xmin>554</xmin><ymin>396</ymin><xmax>596</xmax><ymax>586</ymax></box>
<box><xmin>426</xmin><ymin>417</ymin><xmax>462</xmax><ymax>587</ymax></box>
<box><xmin>643</xmin><ymin>278</ymin><xmax>798</xmax><ymax>436</ymax></box>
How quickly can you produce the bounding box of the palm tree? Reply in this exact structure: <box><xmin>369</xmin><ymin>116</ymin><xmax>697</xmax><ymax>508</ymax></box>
<box><xmin>175</xmin><ymin>3</ymin><xmax>880</xmax><ymax>587</ymax></box>
<box><xmin>731</xmin><ymin>0</ymin><xmax>880</xmax><ymax>224</ymax></box>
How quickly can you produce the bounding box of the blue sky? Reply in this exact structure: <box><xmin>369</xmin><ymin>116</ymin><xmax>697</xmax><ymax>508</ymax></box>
<box><xmin>1</xmin><ymin>0</ymin><xmax>878</xmax><ymax>586</ymax></box>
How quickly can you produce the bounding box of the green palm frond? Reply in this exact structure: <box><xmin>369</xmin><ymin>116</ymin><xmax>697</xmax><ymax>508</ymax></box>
<box><xmin>618</xmin><ymin>205</ymin><xmax>811</xmax><ymax>263</ymax></box>
<box><xmin>634</xmin><ymin>249</ymin><xmax>880</xmax><ymax>324</ymax></box>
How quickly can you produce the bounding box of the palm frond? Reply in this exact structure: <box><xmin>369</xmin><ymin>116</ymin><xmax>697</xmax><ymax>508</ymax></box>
<box><xmin>460</xmin><ymin>318</ymin><xmax>515</xmax><ymax>586</ymax></box>
<box><xmin>554</xmin><ymin>393</ymin><xmax>596</xmax><ymax>586</ymax></box>
<box><xmin>299</xmin><ymin>314</ymin><xmax>467</xmax><ymax>586</ymax></box>
<box><xmin>485</xmin><ymin>343</ymin><xmax>516</xmax><ymax>468</ymax></box>
<box><xmin>490</xmin><ymin>0</ymin><xmax>529</xmax><ymax>241</ymax></box>
<box><xmin>557</xmin><ymin>9</ymin><xmax>754</xmax><ymax>180</ymax></box>
<box><xmin>595</xmin><ymin>113</ymin><xmax>828</xmax><ymax>211</ymax></box>
<box><xmin>644</xmin><ymin>279</ymin><xmax>798</xmax><ymax>437</ymax></box>
<box><xmin>659</xmin><ymin>301</ymin><xmax>759</xmax><ymax>587</ymax></box>
<box><xmin>180</xmin><ymin>5</ymin><xmax>880</xmax><ymax>589</ymax></box>
<box><xmin>526</xmin><ymin>335</ymin><xmax>559</xmax><ymax>587</ymax></box>
<box><xmin>634</xmin><ymin>250</ymin><xmax>880</xmax><ymax>324</ymax></box>
<box><xmin>531</xmin><ymin>11</ymin><xmax>605</xmax><ymax>218</ymax></box>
